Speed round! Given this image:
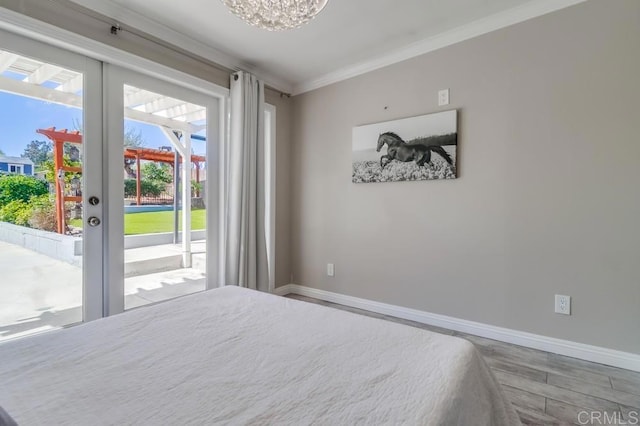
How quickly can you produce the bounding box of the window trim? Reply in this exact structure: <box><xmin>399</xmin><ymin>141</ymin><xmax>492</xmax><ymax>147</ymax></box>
<box><xmin>8</xmin><ymin>164</ymin><xmax>23</xmax><ymax>174</ymax></box>
<box><xmin>265</xmin><ymin>103</ymin><xmax>276</xmax><ymax>293</ymax></box>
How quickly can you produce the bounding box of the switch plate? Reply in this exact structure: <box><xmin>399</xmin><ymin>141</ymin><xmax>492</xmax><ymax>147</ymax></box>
<box><xmin>555</xmin><ymin>295</ymin><xmax>571</xmax><ymax>315</ymax></box>
<box><xmin>327</xmin><ymin>263</ymin><xmax>335</xmax><ymax>277</ymax></box>
<box><xmin>438</xmin><ymin>89</ymin><xmax>450</xmax><ymax>106</ymax></box>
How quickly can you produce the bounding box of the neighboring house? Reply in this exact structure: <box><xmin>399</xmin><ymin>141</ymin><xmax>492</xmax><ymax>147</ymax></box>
<box><xmin>0</xmin><ymin>156</ymin><xmax>34</xmax><ymax>175</ymax></box>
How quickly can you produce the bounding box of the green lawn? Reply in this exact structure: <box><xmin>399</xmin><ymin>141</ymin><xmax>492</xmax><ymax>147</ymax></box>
<box><xmin>70</xmin><ymin>209</ymin><xmax>206</xmax><ymax>235</ymax></box>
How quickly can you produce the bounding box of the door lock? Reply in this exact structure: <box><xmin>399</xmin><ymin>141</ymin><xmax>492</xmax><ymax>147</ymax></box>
<box><xmin>87</xmin><ymin>216</ymin><xmax>101</xmax><ymax>227</ymax></box>
<box><xmin>88</xmin><ymin>196</ymin><xmax>100</xmax><ymax>206</ymax></box>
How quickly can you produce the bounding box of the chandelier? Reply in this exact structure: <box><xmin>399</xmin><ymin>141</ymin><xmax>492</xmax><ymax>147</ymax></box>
<box><xmin>221</xmin><ymin>0</ymin><xmax>329</xmax><ymax>31</ymax></box>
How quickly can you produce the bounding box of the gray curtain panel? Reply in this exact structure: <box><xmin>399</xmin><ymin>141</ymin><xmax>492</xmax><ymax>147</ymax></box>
<box><xmin>224</xmin><ymin>71</ymin><xmax>269</xmax><ymax>291</ymax></box>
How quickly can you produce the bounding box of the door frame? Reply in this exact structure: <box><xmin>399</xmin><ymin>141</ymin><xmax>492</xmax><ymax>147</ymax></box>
<box><xmin>0</xmin><ymin>28</ymin><xmax>104</xmax><ymax>321</ymax></box>
<box><xmin>0</xmin><ymin>6</ymin><xmax>229</xmax><ymax>102</ymax></box>
<box><xmin>1</xmin><ymin>7</ymin><xmax>278</xmax><ymax>308</ymax></box>
<box><xmin>264</xmin><ymin>104</ymin><xmax>276</xmax><ymax>293</ymax></box>
<box><xmin>104</xmin><ymin>64</ymin><xmax>224</xmax><ymax>315</ymax></box>
<box><xmin>0</xmin><ymin>20</ymin><xmax>228</xmax><ymax>320</ymax></box>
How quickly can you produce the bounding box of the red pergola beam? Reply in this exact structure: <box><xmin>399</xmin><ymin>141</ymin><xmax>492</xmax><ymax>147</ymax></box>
<box><xmin>124</xmin><ymin>147</ymin><xmax>205</xmax><ymax>164</ymax></box>
<box><xmin>36</xmin><ymin>128</ymin><xmax>83</xmax><ymax>234</ymax></box>
<box><xmin>37</xmin><ymin>127</ymin><xmax>82</xmax><ymax>143</ymax></box>
<box><xmin>36</xmin><ymin>128</ymin><xmax>206</xmax><ymax>233</ymax></box>
<box><xmin>38</xmin><ymin>129</ymin><xmax>206</xmax><ymax>164</ymax></box>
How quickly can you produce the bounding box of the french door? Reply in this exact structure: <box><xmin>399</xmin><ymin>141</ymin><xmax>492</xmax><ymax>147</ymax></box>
<box><xmin>0</xmin><ymin>29</ymin><xmax>103</xmax><ymax>340</ymax></box>
<box><xmin>0</xmin><ymin>30</ymin><xmax>221</xmax><ymax>340</ymax></box>
<box><xmin>104</xmin><ymin>65</ymin><xmax>220</xmax><ymax>315</ymax></box>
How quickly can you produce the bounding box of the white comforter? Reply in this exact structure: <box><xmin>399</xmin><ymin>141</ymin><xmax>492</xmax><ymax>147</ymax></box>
<box><xmin>0</xmin><ymin>286</ymin><xmax>520</xmax><ymax>425</ymax></box>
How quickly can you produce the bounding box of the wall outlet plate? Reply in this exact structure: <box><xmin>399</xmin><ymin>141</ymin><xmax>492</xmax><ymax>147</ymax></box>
<box><xmin>327</xmin><ymin>263</ymin><xmax>335</xmax><ymax>277</ymax></box>
<box><xmin>555</xmin><ymin>294</ymin><xmax>571</xmax><ymax>315</ymax></box>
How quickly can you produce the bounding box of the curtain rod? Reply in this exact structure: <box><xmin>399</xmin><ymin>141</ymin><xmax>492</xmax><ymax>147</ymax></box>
<box><xmin>53</xmin><ymin>0</ymin><xmax>291</xmax><ymax>98</ymax></box>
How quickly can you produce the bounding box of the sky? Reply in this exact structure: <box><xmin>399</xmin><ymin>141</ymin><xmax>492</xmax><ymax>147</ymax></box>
<box><xmin>0</xmin><ymin>91</ymin><xmax>206</xmax><ymax>158</ymax></box>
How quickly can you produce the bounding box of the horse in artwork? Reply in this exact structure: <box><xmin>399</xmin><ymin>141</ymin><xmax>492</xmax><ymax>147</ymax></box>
<box><xmin>375</xmin><ymin>132</ymin><xmax>454</xmax><ymax>168</ymax></box>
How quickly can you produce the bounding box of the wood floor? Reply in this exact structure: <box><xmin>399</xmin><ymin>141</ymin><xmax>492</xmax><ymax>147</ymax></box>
<box><xmin>286</xmin><ymin>294</ymin><xmax>640</xmax><ymax>425</ymax></box>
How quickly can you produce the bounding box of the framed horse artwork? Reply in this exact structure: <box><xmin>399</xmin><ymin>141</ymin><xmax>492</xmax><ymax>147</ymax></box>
<box><xmin>352</xmin><ymin>110</ymin><xmax>457</xmax><ymax>183</ymax></box>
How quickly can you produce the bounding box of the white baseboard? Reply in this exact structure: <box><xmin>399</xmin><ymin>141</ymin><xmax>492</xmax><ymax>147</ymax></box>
<box><xmin>274</xmin><ymin>284</ymin><xmax>640</xmax><ymax>372</ymax></box>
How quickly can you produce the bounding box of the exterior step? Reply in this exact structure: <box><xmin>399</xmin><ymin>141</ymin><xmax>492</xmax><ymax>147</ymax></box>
<box><xmin>192</xmin><ymin>252</ymin><xmax>206</xmax><ymax>273</ymax></box>
<box><xmin>124</xmin><ymin>244</ymin><xmax>184</xmax><ymax>278</ymax></box>
<box><xmin>125</xmin><ymin>254</ymin><xmax>183</xmax><ymax>277</ymax></box>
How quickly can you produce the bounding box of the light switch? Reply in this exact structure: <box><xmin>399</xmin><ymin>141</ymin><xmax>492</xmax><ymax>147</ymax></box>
<box><xmin>438</xmin><ymin>89</ymin><xmax>450</xmax><ymax>106</ymax></box>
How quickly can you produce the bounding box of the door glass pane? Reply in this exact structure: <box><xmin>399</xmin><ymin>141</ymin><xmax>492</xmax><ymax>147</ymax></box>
<box><xmin>0</xmin><ymin>50</ymin><xmax>84</xmax><ymax>341</ymax></box>
<box><xmin>122</xmin><ymin>84</ymin><xmax>207</xmax><ymax>310</ymax></box>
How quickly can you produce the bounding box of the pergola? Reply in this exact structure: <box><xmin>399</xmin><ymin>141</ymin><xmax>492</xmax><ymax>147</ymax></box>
<box><xmin>36</xmin><ymin>127</ymin><xmax>205</xmax><ymax>232</ymax></box>
<box><xmin>1</xmin><ymin>49</ymin><xmax>208</xmax><ymax>267</ymax></box>
<box><xmin>124</xmin><ymin>147</ymin><xmax>205</xmax><ymax>206</ymax></box>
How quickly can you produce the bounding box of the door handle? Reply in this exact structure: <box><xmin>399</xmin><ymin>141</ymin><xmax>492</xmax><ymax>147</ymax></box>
<box><xmin>87</xmin><ymin>216</ymin><xmax>101</xmax><ymax>227</ymax></box>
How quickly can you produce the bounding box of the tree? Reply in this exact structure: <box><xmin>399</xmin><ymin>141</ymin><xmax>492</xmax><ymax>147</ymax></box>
<box><xmin>125</xmin><ymin>127</ymin><xmax>145</xmax><ymax>148</ymax></box>
<box><xmin>141</xmin><ymin>162</ymin><xmax>172</xmax><ymax>184</ymax></box>
<box><xmin>123</xmin><ymin>127</ymin><xmax>145</xmax><ymax>178</ymax></box>
<box><xmin>21</xmin><ymin>140</ymin><xmax>52</xmax><ymax>165</ymax></box>
<box><xmin>40</xmin><ymin>157</ymin><xmax>81</xmax><ymax>186</ymax></box>
<box><xmin>0</xmin><ymin>148</ymin><xmax>5</xmax><ymax>156</ymax></box>
<box><xmin>72</xmin><ymin>118</ymin><xmax>146</xmax><ymax>178</ymax></box>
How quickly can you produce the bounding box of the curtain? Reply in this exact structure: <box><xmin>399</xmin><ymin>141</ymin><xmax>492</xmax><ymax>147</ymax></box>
<box><xmin>223</xmin><ymin>71</ymin><xmax>269</xmax><ymax>291</ymax></box>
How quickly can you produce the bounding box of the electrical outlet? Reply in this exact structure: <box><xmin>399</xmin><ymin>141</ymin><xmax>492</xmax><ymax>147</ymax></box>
<box><xmin>327</xmin><ymin>263</ymin><xmax>335</xmax><ymax>277</ymax></box>
<box><xmin>555</xmin><ymin>295</ymin><xmax>571</xmax><ymax>315</ymax></box>
<box><xmin>438</xmin><ymin>89</ymin><xmax>450</xmax><ymax>106</ymax></box>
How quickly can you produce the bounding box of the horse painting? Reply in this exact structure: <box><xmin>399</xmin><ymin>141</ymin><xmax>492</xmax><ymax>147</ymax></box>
<box><xmin>352</xmin><ymin>109</ymin><xmax>458</xmax><ymax>183</ymax></box>
<box><xmin>376</xmin><ymin>132</ymin><xmax>453</xmax><ymax>168</ymax></box>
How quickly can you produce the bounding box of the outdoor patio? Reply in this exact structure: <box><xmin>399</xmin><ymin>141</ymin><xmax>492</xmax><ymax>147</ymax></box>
<box><xmin>0</xmin><ymin>240</ymin><xmax>207</xmax><ymax>342</ymax></box>
<box><xmin>0</xmin><ymin>48</ymin><xmax>212</xmax><ymax>344</ymax></box>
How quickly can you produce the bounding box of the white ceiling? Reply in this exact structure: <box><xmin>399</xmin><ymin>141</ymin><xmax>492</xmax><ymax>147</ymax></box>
<box><xmin>68</xmin><ymin>0</ymin><xmax>585</xmax><ymax>94</ymax></box>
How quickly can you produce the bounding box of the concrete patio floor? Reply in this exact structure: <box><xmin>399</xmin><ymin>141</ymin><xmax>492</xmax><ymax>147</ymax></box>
<box><xmin>0</xmin><ymin>240</ymin><xmax>207</xmax><ymax>342</ymax></box>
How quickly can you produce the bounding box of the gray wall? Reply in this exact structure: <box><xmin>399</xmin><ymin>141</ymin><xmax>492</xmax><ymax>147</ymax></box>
<box><xmin>1</xmin><ymin>0</ymin><xmax>292</xmax><ymax>287</ymax></box>
<box><xmin>290</xmin><ymin>0</ymin><xmax>640</xmax><ymax>353</ymax></box>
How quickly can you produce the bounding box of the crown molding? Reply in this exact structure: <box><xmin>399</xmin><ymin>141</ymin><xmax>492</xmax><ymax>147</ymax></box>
<box><xmin>292</xmin><ymin>0</ymin><xmax>588</xmax><ymax>95</ymax></box>
<box><xmin>66</xmin><ymin>0</ymin><xmax>294</xmax><ymax>94</ymax></box>
<box><xmin>66</xmin><ymin>0</ymin><xmax>588</xmax><ymax>96</ymax></box>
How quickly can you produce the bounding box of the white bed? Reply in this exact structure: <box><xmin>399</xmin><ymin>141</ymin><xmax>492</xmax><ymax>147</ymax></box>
<box><xmin>0</xmin><ymin>286</ymin><xmax>520</xmax><ymax>425</ymax></box>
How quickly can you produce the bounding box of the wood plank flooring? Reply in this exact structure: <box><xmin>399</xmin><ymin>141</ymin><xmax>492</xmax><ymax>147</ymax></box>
<box><xmin>286</xmin><ymin>294</ymin><xmax>640</xmax><ymax>425</ymax></box>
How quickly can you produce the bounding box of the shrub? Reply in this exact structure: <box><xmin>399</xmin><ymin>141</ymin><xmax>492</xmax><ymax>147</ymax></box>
<box><xmin>28</xmin><ymin>195</ymin><xmax>58</xmax><ymax>232</ymax></box>
<box><xmin>40</xmin><ymin>159</ymin><xmax>81</xmax><ymax>186</ymax></box>
<box><xmin>124</xmin><ymin>179</ymin><xmax>164</xmax><ymax>198</ymax></box>
<box><xmin>0</xmin><ymin>199</ymin><xmax>32</xmax><ymax>226</ymax></box>
<box><xmin>0</xmin><ymin>174</ymin><xmax>48</xmax><ymax>208</ymax></box>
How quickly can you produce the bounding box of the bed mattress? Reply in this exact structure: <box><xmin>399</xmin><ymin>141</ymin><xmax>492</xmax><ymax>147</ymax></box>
<box><xmin>0</xmin><ymin>286</ymin><xmax>520</xmax><ymax>425</ymax></box>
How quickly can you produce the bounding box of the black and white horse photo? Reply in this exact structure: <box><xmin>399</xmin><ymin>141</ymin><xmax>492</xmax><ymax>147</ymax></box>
<box><xmin>352</xmin><ymin>110</ymin><xmax>458</xmax><ymax>183</ymax></box>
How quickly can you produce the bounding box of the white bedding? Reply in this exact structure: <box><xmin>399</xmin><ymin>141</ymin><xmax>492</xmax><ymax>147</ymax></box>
<box><xmin>0</xmin><ymin>286</ymin><xmax>520</xmax><ymax>425</ymax></box>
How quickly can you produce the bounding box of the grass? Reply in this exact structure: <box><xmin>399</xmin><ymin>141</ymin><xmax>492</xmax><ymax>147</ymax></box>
<box><xmin>70</xmin><ymin>209</ymin><xmax>206</xmax><ymax>235</ymax></box>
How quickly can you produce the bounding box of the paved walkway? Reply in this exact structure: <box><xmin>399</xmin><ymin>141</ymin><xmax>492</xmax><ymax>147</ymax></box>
<box><xmin>0</xmin><ymin>240</ymin><xmax>206</xmax><ymax>342</ymax></box>
<box><xmin>0</xmin><ymin>241</ymin><xmax>82</xmax><ymax>339</ymax></box>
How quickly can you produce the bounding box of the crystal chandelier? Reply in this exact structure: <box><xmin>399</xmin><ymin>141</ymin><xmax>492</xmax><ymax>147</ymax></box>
<box><xmin>221</xmin><ymin>0</ymin><xmax>329</xmax><ymax>31</ymax></box>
